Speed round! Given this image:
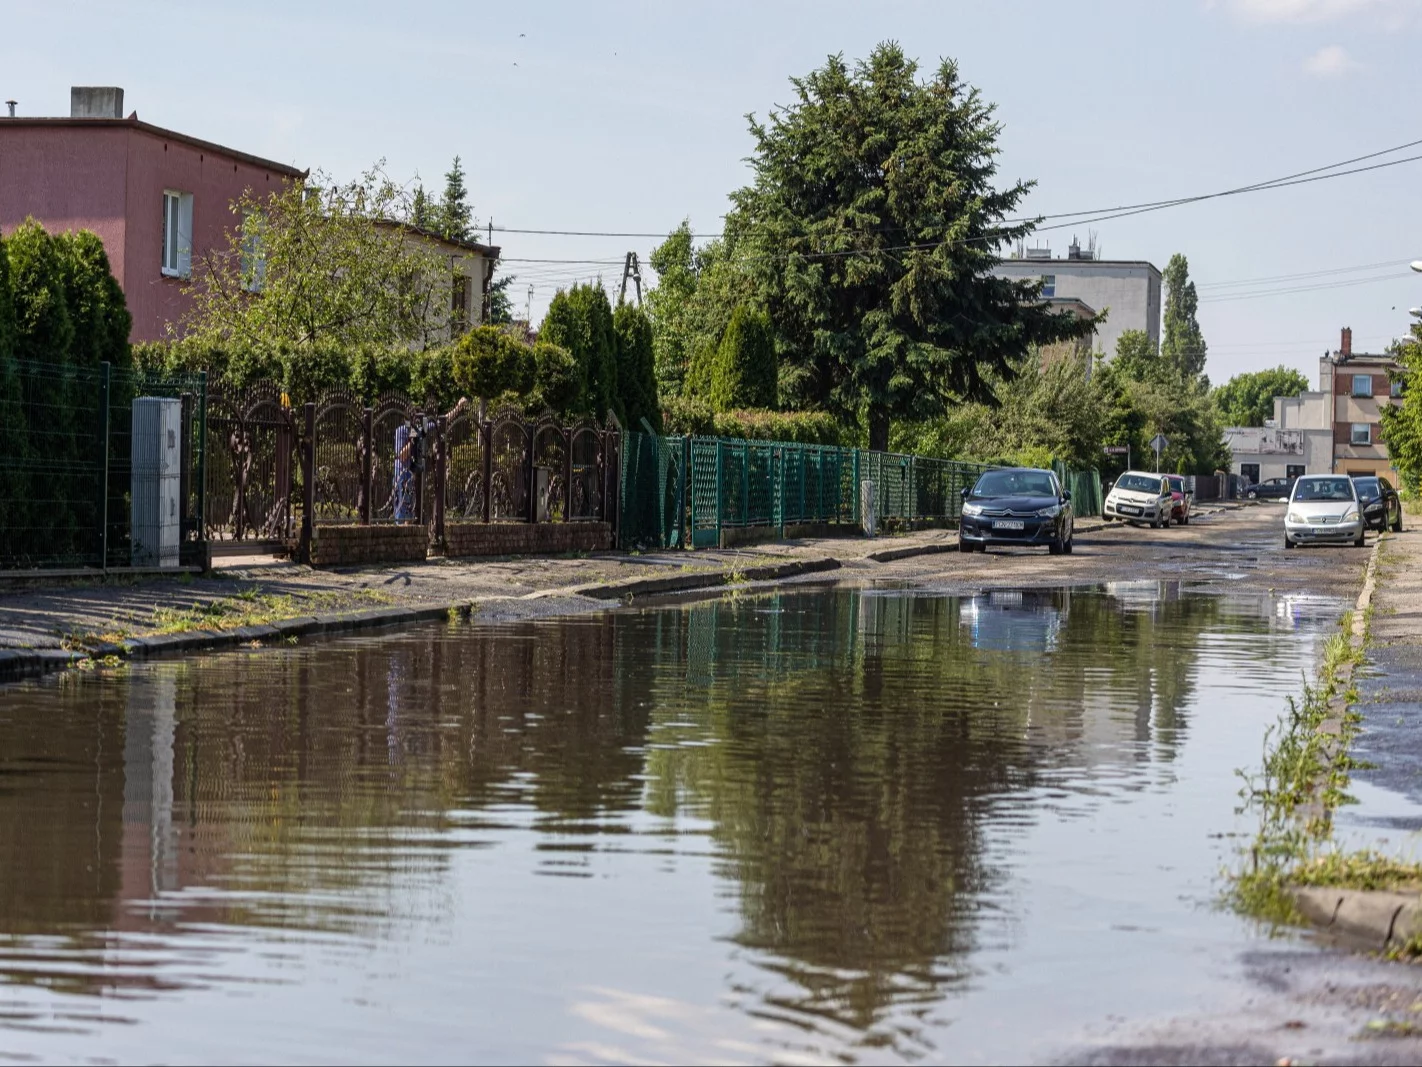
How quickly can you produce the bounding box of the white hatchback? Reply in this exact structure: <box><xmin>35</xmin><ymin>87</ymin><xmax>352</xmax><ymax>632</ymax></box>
<box><xmin>1283</xmin><ymin>475</ymin><xmax>1365</xmax><ymax>549</ymax></box>
<box><xmin>1104</xmin><ymin>471</ymin><xmax>1173</xmax><ymax>528</ymax></box>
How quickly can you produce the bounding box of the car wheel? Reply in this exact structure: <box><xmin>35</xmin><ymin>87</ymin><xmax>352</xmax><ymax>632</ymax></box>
<box><xmin>1181</xmin><ymin>513</ymin><xmax>1190</xmax><ymax>526</ymax></box>
<box><xmin>959</xmin><ymin>539</ymin><xmax>974</xmax><ymax>553</ymax></box>
<box><xmin>1355</xmin><ymin>530</ymin><xmax>1366</xmax><ymax>547</ymax></box>
<box><xmin>1393</xmin><ymin>513</ymin><xmax>1404</xmax><ymax>533</ymax></box>
<box><xmin>1064</xmin><ymin>536</ymin><xmax>1074</xmax><ymax>555</ymax></box>
<box><xmin>1284</xmin><ymin>535</ymin><xmax>1294</xmax><ymax>550</ymax></box>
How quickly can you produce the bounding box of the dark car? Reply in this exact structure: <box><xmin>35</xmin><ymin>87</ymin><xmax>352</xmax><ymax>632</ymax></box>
<box><xmin>1165</xmin><ymin>474</ymin><xmax>1191</xmax><ymax>525</ymax></box>
<box><xmin>959</xmin><ymin>467</ymin><xmax>1074</xmax><ymax>555</ymax></box>
<box><xmin>1352</xmin><ymin>475</ymin><xmax>1404</xmax><ymax>532</ymax></box>
<box><xmin>1246</xmin><ymin>477</ymin><xmax>1293</xmax><ymax>501</ymax></box>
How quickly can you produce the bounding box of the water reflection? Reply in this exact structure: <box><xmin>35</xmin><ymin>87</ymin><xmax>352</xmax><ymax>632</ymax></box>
<box><xmin>0</xmin><ymin>582</ymin><xmax>1333</xmax><ymax>1062</ymax></box>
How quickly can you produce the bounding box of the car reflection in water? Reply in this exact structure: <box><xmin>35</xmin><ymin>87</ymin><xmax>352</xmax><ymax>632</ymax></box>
<box><xmin>960</xmin><ymin>588</ymin><xmax>1065</xmax><ymax>652</ymax></box>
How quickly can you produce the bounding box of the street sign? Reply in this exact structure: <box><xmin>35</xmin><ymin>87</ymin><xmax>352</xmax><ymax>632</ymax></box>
<box><xmin>1103</xmin><ymin>445</ymin><xmax>1129</xmax><ymax>455</ymax></box>
<box><xmin>1149</xmin><ymin>434</ymin><xmax>1169</xmax><ymax>453</ymax></box>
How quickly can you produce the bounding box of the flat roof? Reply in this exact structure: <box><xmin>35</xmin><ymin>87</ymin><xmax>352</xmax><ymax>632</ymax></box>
<box><xmin>0</xmin><ymin>116</ymin><xmax>306</xmax><ymax>178</ymax></box>
<box><xmin>999</xmin><ymin>258</ymin><xmax>1162</xmax><ymax>275</ymax></box>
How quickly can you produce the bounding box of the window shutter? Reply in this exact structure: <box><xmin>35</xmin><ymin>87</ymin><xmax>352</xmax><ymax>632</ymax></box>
<box><xmin>176</xmin><ymin>194</ymin><xmax>193</xmax><ymax>277</ymax></box>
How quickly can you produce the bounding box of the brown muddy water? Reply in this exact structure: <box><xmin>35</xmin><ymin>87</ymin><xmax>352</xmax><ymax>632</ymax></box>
<box><xmin>0</xmin><ymin>583</ymin><xmax>1344</xmax><ymax>1064</ymax></box>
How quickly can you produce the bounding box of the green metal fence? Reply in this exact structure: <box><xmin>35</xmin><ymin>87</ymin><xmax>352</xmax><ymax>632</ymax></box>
<box><xmin>620</xmin><ymin>432</ymin><xmax>999</xmax><ymax>550</ymax></box>
<box><xmin>0</xmin><ymin>358</ymin><xmax>206</xmax><ymax>570</ymax></box>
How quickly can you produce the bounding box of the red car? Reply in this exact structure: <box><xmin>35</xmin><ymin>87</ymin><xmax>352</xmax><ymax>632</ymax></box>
<box><xmin>1165</xmin><ymin>475</ymin><xmax>1191</xmax><ymax>525</ymax></box>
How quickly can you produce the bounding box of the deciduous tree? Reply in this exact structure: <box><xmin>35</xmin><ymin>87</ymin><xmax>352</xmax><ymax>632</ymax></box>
<box><xmin>1161</xmin><ymin>254</ymin><xmax>1207</xmax><ymax>381</ymax></box>
<box><xmin>1211</xmin><ymin>366</ymin><xmax>1309</xmax><ymax>427</ymax></box>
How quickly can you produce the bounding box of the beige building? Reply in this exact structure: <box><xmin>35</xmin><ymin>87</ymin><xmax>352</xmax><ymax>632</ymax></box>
<box><xmin>382</xmin><ymin>221</ymin><xmax>501</xmax><ymax>344</ymax></box>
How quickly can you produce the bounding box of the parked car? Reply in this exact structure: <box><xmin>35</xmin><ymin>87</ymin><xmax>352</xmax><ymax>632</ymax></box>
<box><xmin>958</xmin><ymin>467</ymin><xmax>1074</xmax><ymax>555</ymax></box>
<box><xmin>1103</xmin><ymin>471</ymin><xmax>1174</xmax><ymax>528</ymax></box>
<box><xmin>1165</xmin><ymin>474</ymin><xmax>1191</xmax><ymax>525</ymax></box>
<box><xmin>1351</xmin><ymin>475</ymin><xmax>1404</xmax><ymax>533</ymax></box>
<box><xmin>1246</xmin><ymin>477</ymin><xmax>1294</xmax><ymax>501</ymax></box>
<box><xmin>1283</xmin><ymin>475</ymin><xmax>1365</xmax><ymax>549</ymax></box>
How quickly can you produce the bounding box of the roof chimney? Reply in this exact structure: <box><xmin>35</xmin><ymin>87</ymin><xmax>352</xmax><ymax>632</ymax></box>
<box><xmin>4</xmin><ymin>101</ymin><xmax>15</xmax><ymax>118</ymax></box>
<box><xmin>1340</xmin><ymin>326</ymin><xmax>1353</xmax><ymax>358</ymax></box>
<box><xmin>70</xmin><ymin>86</ymin><xmax>124</xmax><ymax>119</ymax></box>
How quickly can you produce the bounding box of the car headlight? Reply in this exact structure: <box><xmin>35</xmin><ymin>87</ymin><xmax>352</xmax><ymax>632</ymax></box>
<box><xmin>1036</xmin><ymin>504</ymin><xmax>1061</xmax><ymax>518</ymax></box>
<box><xmin>1344</xmin><ymin>507</ymin><xmax>1359</xmax><ymax>522</ymax></box>
<box><xmin>1287</xmin><ymin>511</ymin><xmax>1305</xmax><ymax>523</ymax></box>
<box><xmin>962</xmin><ymin>502</ymin><xmax>983</xmax><ymax>517</ymax></box>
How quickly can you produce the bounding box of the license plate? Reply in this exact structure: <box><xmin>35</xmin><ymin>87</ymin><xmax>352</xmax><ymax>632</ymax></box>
<box><xmin>1119</xmin><ymin>506</ymin><xmax>1140</xmax><ymax>515</ymax></box>
<box><xmin>992</xmin><ymin>520</ymin><xmax>1025</xmax><ymax>530</ymax></box>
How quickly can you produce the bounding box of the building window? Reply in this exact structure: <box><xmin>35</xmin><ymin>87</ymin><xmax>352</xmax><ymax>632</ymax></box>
<box><xmin>1351</xmin><ymin>374</ymin><xmax>1374</xmax><ymax>397</ymax></box>
<box><xmin>1351</xmin><ymin>423</ymin><xmax>1372</xmax><ymax>446</ymax></box>
<box><xmin>162</xmin><ymin>190</ymin><xmax>194</xmax><ymax>278</ymax></box>
<box><xmin>451</xmin><ymin>273</ymin><xmax>470</xmax><ymax>335</ymax></box>
<box><xmin>1286</xmin><ymin>464</ymin><xmax>1305</xmax><ymax>479</ymax></box>
<box><xmin>240</xmin><ymin>210</ymin><xmax>265</xmax><ymax>293</ymax></box>
<box><xmin>1240</xmin><ymin>463</ymin><xmax>1260</xmax><ymax>484</ymax></box>
<box><xmin>1040</xmin><ymin>274</ymin><xmax>1056</xmax><ymax>298</ymax></box>
<box><xmin>1392</xmin><ymin>377</ymin><xmax>1405</xmax><ymax>399</ymax></box>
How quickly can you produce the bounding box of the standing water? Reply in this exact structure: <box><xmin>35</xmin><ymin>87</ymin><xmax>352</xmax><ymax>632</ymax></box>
<box><xmin>0</xmin><ymin>583</ymin><xmax>1338</xmax><ymax>1064</ymax></box>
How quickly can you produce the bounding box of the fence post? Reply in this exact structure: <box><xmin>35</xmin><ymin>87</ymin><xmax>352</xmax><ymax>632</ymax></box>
<box><xmin>98</xmin><ymin>362</ymin><xmax>111</xmax><ymax>569</ymax></box>
<box><xmin>299</xmin><ymin>401</ymin><xmax>315</xmax><ymax>563</ymax></box>
<box><xmin>563</xmin><ymin>427</ymin><xmax>574</xmax><ymax>523</ymax></box>
<box><xmin>715</xmin><ymin>440</ymin><xmax>725</xmax><ymax>546</ymax></box>
<box><xmin>413</xmin><ymin>410</ymin><xmax>426</xmax><ymax>528</ymax></box>
<box><xmin>196</xmin><ymin>371</ymin><xmax>207</xmax><ymax>548</ymax></box>
<box><xmin>359</xmin><ymin>407</ymin><xmax>373</xmax><ymax>524</ymax></box>
<box><xmin>526</xmin><ymin>421</ymin><xmax>538</xmax><ymax>524</ymax></box>
<box><xmin>179</xmin><ymin>391</ymin><xmax>193</xmax><ymax>540</ymax></box>
<box><xmin>480</xmin><ymin>415</ymin><xmax>493</xmax><ymax>523</ymax></box>
<box><xmin>435</xmin><ymin>415</ymin><xmax>447</xmax><ymax>544</ymax></box>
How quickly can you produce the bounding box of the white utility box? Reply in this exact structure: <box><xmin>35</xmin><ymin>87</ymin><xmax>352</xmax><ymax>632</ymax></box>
<box><xmin>131</xmin><ymin>397</ymin><xmax>182</xmax><ymax>568</ymax></box>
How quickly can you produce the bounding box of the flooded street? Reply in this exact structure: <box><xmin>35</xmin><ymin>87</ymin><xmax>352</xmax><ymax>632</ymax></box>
<box><xmin>0</xmin><ymin>583</ymin><xmax>1346</xmax><ymax>1064</ymax></box>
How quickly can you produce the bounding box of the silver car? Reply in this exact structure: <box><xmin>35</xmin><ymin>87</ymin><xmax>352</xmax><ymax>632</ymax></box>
<box><xmin>1283</xmin><ymin>475</ymin><xmax>1365</xmax><ymax>549</ymax></box>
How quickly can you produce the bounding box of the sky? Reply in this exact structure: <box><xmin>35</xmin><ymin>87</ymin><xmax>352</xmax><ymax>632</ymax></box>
<box><xmin>5</xmin><ymin>0</ymin><xmax>1422</xmax><ymax>386</ymax></box>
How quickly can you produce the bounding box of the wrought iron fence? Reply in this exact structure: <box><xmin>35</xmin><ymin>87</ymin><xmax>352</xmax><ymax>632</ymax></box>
<box><xmin>0</xmin><ymin>358</ymin><xmax>205</xmax><ymax>570</ymax></box>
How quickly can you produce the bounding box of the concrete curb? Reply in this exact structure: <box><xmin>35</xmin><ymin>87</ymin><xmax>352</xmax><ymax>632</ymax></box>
<box><xmin>1285</xmin><ymin>533</ymin><xmax>1405</xmax><ymax>946</ymax></box>
<box><xmin>553</xmin><ymin>556</ymin><xmax>843</xmax><ymax>601</ymax></box>
<box><xmin>0</xmin><ymin>602</ymin><xmax>473</xmax><ymax>683</ymax></box>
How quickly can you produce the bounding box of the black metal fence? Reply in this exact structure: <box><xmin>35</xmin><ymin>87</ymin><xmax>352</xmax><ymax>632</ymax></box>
<box><xmin>0</xmin><ymin>359</ymin><xmax>206</xmax><ymax>570</ymax></box>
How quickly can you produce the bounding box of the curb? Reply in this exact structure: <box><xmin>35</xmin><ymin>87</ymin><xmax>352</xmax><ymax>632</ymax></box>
<box><xmin>555</xmin><ymin>556</ymin><xmax>843</xmax><ymax>601</ymax></box>
<box><xmin>0</xmin><ymin>602</ymin><xmax>472</xmax><ymax>684</ymax></box>
<box><xmin>1284</xmin><ymin>533</ymin><xmax>1412</xmax><ymax>947</ymax></box>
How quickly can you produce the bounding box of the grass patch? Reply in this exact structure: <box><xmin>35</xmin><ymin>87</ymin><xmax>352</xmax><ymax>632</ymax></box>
<box><xmin>148</xmin><ymin>587</ymin><xmax>392</xmax><ymax>635</ymax></box>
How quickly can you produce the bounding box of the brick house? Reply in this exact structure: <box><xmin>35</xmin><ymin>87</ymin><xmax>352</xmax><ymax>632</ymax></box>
<box><xmin>1322</xmin><ymin>327</ymin><xmax>1403</xmax><ymax>479</ymax></box>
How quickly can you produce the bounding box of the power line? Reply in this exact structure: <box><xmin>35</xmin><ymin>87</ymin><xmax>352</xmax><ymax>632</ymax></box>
<box><xmin>1195</xmin><ymin>258</ymin><xmax>1412</xmax><ymax>290</ymax></box>
<box><xmin>487</xmin><ymin>136</ymin><xmax>1422</xmax><ymax>243</ymax></box>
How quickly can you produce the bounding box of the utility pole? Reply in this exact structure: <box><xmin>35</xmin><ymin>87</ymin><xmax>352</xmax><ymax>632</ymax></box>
<box><xmin>525</xmin><ymin>284</ymin><xmax>534</xmax><ymax>327</ymax></box>
<box><xmin>618</xmin><ymin>251</ymin><xmax>643</xmax><ymax>307</ymax></box>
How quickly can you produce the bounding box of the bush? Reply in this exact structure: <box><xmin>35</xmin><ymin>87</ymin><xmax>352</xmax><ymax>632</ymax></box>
<box><xmin>711</xmin><ymin>304</ymin><xmax>776</xmax><ymax>411</ymax></box>
<box><xmin>451</xmin><ymin>326</ymin><xmax>533</xmax><ymax>403</ymax></box>
<box><xmin>529</xmin><ymin>341</ymin><xmax>579</xmax><ymax>415</ymax></box>
<box><xmin>662</xmin><ymin>397</ymin><xmax>844</xmax><ymax>445</ymax></box>
<box><xmin>614</xmin><ymin>303</ymin><xmax>660</xmax><ymax>432</ymax></box>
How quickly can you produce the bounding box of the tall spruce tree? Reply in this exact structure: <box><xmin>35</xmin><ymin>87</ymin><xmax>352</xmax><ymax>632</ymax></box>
<box><xmin>539</xmin><ymin>284</ymin><xmax>620</xmax><ymax>420</ymax></box>
<box><xmin>436</xmin><ymin>156</ymin><xmax>473</xmax><ymax>242</ymax></box>
<box><xmin>410</xmin><ymin>185</ymin><xmax>434</xmax><ymax>231</ymax></box>
<box><xmin>1161</xmin><ymin>253</ymin><xmax>1207</xmax><ymax>380</ymax></box>
<box><xmin>55</xmin><ymin>231</ymin><xmax>132</xmax><ymax>369</ymax></box>
<box><xmin>726</xmin><ymin>43</ymin><xmax>1093</xmax><ymax>451</ymax></box>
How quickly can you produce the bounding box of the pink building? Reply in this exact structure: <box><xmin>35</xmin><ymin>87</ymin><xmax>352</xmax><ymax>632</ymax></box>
<box><xmin>0</xmin><ymin>87</ymin><xmax>305</xmax><ymax>342</ymax></box>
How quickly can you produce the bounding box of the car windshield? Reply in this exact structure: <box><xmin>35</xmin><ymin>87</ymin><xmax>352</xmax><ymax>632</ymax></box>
<box><xmin>972</xmin><ymin>470</ymin><xmax>1056</xmax><ymax>497</ymax></box>
<box><xmin>1353</xmin><ymin>478</ymin><xmax>1380</xmax><ymax>498</ymax></box>
<box><xmin>1116</xmin><ymin>474</ymin><xmax>1164</xmax><ymax>493</ymax></box>
<box><xmin>1294</xmin><ymin>477</ymin><xmax>1355</xmax><ymax>502</ymax></box>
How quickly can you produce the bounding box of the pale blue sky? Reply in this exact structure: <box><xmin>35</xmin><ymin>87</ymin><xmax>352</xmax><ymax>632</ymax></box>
<box><xmin>6</xmin><ymin>0</ymin><xmax>1421</xmax><ymax>384</ymax></box>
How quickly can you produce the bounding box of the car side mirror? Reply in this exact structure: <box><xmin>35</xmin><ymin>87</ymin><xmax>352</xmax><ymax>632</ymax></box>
<box><xmin>1062</xmin><ymin>489</ymin><xmax>1072</xmax><ymax>502</ymax></box>
<box><xmin>960</xmin><ymin>487</ymin><xmax>971</xmax><ymax>500</ymax></box>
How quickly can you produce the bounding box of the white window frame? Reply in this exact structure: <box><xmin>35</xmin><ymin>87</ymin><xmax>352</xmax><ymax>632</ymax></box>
<box><xmin>1040</xmin><ymin>274</ymin><xmax>1056</xmax><ymax>298</ymax></box>
<box><xmin>1351</xmin><ymin>374</ymin><xmax>1373</xmax><ymax>398</ymax></box>
<box><xmin>162</xmin><ymin>190</ymin><xmax>194</xmax><ymax>278</ymax></box>
<box><xmin>1350</xmin><ymin>422</ymin><xmax>1371</xmax><ymax>446</ymax></box>
<box><xmin>240</xmin><ymin>210</ymin><xmax>266</xmax><ymax>293</ymax></box>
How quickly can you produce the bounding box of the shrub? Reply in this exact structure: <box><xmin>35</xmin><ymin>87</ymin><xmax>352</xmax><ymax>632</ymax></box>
<box><xmin>662</xmin><ymin>398</ymin><xmax>843</xmax><ymax>445</ymax></box>
<box><xmin>711</xmin><ymin>304</ymin><xmax>777</xmax><ymax>412</ymax></box>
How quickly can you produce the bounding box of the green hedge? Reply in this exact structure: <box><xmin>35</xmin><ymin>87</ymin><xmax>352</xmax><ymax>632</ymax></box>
<box><xmin>661</xmin><ymin>396</ymin><xmax>844</xmax><ymax>445</ymax></box>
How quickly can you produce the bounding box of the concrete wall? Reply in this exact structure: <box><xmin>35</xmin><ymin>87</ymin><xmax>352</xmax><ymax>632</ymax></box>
<box><xmin>0</xmin><ymin>121</ymin><xmax>299</xmax><ymax>342</ymax></box>
<box><xmin>1276</xmin><ymin>392</ymin><xmax>1330</xmax><ymax>431</ymax></box>
<box><xmin>994</xmin><ymin>260</ymin><xmax>1161</xmax><ymax>361</ymax></box>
